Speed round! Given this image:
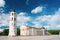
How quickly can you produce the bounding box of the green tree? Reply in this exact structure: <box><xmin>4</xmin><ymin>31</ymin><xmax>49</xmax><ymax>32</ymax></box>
<box><xmin>1</xmin><ymin>28</ymin><xmax>20</xmax><ymax>36</ymax></box>
<box><xmin>2</xmin><ymin>29</ymin><xmax>9</xmax><ymax>35</ymax></box>
<box><xmin>17</xmin><ymin>28</ymin><xmax>20</xmax><ymax>35</ymax></box>
<box><xmin>48</xmin><ymin>30</ymin><xmax>60</xmax><ymax>35</ymax></box>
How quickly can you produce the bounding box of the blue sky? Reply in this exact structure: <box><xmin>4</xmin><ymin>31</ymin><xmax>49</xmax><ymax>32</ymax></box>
<box><xmin>0</xmin><ymin>0</ymin><xmax>60</xmax><ymax>30</ymax></box>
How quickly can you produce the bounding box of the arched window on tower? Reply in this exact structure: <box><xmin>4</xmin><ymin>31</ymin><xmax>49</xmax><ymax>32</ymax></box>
<box><xmin>12</xmin><ymin>17</ymin><xmax>13</xmax><ymax>21</ymax></box>
<box><xmin>12</xmin><ymin>13</ymin><xmax>14</xmax><ymax>15</ymax></box>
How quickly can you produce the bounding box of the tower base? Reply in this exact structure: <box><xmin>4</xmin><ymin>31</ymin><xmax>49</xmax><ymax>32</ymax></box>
<box><xmin>8</xmin><ymin>33</ymin><xmax>17</xmax><ymax>37</ymax></box>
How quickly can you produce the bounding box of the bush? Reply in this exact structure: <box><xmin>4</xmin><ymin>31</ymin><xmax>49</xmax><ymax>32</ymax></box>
<box><xmin>0</xmin><ymin>32</ymin><xmax>3</xmax><ymax>35</ymax></box>
<box><xmin>1</xmin><ymin>28</ymin><xmax>20</xmax><ymax>36</ymax></box>
<box><xmin>48</xmin><ymin>30</ymin><xmax>60</xmax><ymax>35</ymax></box>
<box><xmin>2</xmin><ymin>29</ymin><xmax>9</xmax><ymax>35</ymax></box>
<box><xmin>17</xmin><ymin>28</ymin><xmax>20</xmax><ymax>35</ymax></box>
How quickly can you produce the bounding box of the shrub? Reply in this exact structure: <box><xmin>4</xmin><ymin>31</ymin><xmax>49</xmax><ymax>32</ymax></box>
<box><xmin>48</xmin><ymin>30</ymin><xmax>60</xmax><ymax>35</ymax></box>
<box><xmin>0</xmin><ymin>32</ymin><xmax>3</xmax><ymax>35</ymax></box>
<box><xmin>2</xmin><ymin>29</ymin><xmax>9</xmax><ymax>36</ymax></box>
<box><xmin>17</xmin><ymin>28</ymin><xmax>20</xmax><ymax>35</ymax></box>
<box><xmin>1</xmin><ymin>28</ymin><xmax>20</xmax><ymax>36</ymax></box>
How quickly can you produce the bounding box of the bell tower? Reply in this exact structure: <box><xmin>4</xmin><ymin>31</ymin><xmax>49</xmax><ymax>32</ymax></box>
<box><xmin>9</xmin><ymin>9</ymin><xmax>17</xmax><ymax>36</ymax></box>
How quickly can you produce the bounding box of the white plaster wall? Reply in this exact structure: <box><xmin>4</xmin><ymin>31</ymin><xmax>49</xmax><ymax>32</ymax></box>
<box><xmin>20</xmin><ymin>25</ymin><xmax>29</xmax><ymax>36</ymax></box>
<box><xmin>20</xmin><ymin>26</ymin><xmax>47</xmax><ymax>36</ymax></box>
<box><xmin>9</xmin><ymin>11</ymin><xmax>17</xmax><ymax>36</ymax></box>
<box><xmin>29</xmin><ymin>28</ymin><xmax>37</xmax><ymax>36</ymax></box>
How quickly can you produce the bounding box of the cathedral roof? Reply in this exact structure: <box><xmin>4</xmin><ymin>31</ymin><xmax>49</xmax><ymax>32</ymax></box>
<box><xmin>40</xmin><ymin>27</ymin><xmax>45</xmax><ymax>29</ymax></box>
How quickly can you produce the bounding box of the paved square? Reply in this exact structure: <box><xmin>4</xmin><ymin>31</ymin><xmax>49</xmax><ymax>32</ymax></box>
<box><xmin>0</xmin><ymin>35</ymin><xmax>60</xmax><ymax>40</ymax></box>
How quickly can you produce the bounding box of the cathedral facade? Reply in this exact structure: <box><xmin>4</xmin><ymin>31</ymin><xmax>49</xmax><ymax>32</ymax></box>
<box><xmin>20</xmin><ymin>25</ymin><xmax>47</xmax><ymax>36</ymax></box>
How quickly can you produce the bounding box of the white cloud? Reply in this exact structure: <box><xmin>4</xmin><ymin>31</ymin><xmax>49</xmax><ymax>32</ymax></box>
<box><xmin>0</xmin><ymin>8</ymin><xmax>60</xmax><ymax>30</ymax></box>
<box><xmin>32</xmin><ymin>8</ymin><xmax>60</xmax><ymax>29</ymax></box>
<box><xmin>18</xmin><ymin>12</ymin><xmax>26</xmax><ymax>16</ymax></box>
<box><xmin>0</xmin><ymin>13</ymin><xmax>10</xmax><ymax>26</ymax></box>
<box><xmin>35</xmin><ymin>15</ymin><xmax>52</xmax><ymax>22</ymax></box>
<box><xmin>17</xmin><ymin>12</ymin><xmax>31</xmax><ymax>26</ymax></box>
<box><xmin>49</xmin><ymin>8</ymin><xmax>60</xmax><ymax>24</ymax></box>
<box><xmin>32</xmin><ymin>24</ymin><xmax>42</xmax><ymax>28</ymax></box>
<box><xmin>0</xmin><ymin>12</ymin><xmax>31</xmax><ymax>27</ymax></box>
<box><xmin>31</xmin><ymin>6</ymin><xmax>43</xmax><ymax>14</ymax></box>
<box><xmin>0</xmin><ymin>0</ymin><xmax>5</xmax><ymax>7</ymax></box>
<box><xmin>32</xmin><ymin>15</ymin><xmax>51</xmax><ymax>28</ymax></box>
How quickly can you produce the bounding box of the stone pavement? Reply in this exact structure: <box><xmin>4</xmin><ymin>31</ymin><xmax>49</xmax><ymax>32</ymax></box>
<box><xmin>0</xmin><ymin>35</ymin><xmax>60</xmax><ymax>40</ymax></box>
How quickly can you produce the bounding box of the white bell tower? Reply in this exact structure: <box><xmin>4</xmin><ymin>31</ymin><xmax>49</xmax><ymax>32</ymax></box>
<box><xmin>9</xmin><ymin>9</ymin><xmax>17</xmax><ymax>36</ymax></box>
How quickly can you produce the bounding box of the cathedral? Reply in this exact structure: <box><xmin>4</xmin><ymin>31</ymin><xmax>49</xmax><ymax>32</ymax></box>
<box><xmin>20</xmin><ymin>25</ymin><xmax>47</xmax><ymax>36</ymax></box>
<box><xmin>9</xmin><ymin>10</ymin><xmax>47</xmax><ymax>36</ymax></box>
